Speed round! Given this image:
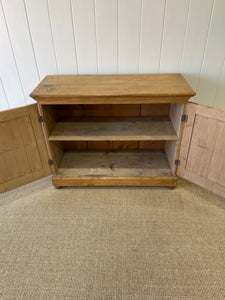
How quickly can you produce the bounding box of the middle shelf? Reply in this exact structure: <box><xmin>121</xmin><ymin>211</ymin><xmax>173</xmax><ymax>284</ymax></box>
<box><xmin>48</xmin><ymin>117</ymin><xmax>178</xmax><ymax>141</ymax></box>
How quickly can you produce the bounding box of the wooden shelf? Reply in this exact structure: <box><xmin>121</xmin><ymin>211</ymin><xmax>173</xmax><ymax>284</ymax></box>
<box><xmin>57</xmin><ymin>149</ymin><xmax>173</xmax><ymax>176</ymax></box>
<box><xmin>49</xmin><ymin>117</ymin><xmax>178</xmax><ymax>141</ymax></box>
<box><xmin>53</xmin><ymin>150</ymin><xmax>176</xmax><ymax>186</ymax></box>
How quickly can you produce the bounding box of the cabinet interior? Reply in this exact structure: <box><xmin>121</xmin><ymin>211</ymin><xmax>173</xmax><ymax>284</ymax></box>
<box><xmin>41</xmin><ymin>103</ymin><xmax>183</xmax><ymax>178</ymax></box>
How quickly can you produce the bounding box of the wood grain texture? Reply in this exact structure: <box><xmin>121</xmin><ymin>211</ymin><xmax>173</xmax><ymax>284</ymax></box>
<box><xmin>112</xmin><ymin>141</ymin><xmax>139</xmax><ymax>150</ymax></box>
<box><xmin>165</xmin><ymin>103</ymin><xmax>184</xmax><ymax>174</ymax></box>
<box><xmin>139</xmin><ymin>141</ymin><xmax>165</xmax><ymax>150</ymax></box>
<box><xmin>52</xmin><ymin>176</ymin><xmax>177</xmax><ymax>187</ymax></box>
<box><xmin>34</xmin><ymin>74</ymin><xmax>193</xmax><ymax>188</ymax></box>
<box><xmin>38</xmin><ymin>104</ymin><xmax>56</xmax><ymax>174</ymax></box>
<box><xmin>48</xmin><ymin>117</ymin><xmax>178</xmax><ymax>141</ymax></box>
<box><xmin>84</xmin><ymin>104</ymin><xmax>111</xmax><ymax>117</ymax></box>
<box><xmin>0</xmin><ymin>104</ymin><xmax>50</xmax><ymax>193</ymax></box>
<box><xmin>30</xmin><ymin>74</ymin><xmax>195</xmax><ymax>102</ymax></box>
<box><xmin>169</xmin><ymin>103</ymin><xmax>184</xmax><ymax>135</ymax></box>
<box><xmin>55</xmin><ymin>150</ymin><xmax>174</xmax><ymax>180</ymax></box>
<box><xmin>35</xmin><ymin>96</ymin><xmax>191</xmax><ymax>105</ymax></box>
<box><xmin>141</xmin><ymin>104</ymin><xmax>170</xmax><ymax>116</ymax></box>
<box><xmin>49</xmin><ymin>141</ymin><xmax>63</xmax><ymax>173</ymax></box>
<box><xmin>178</xmin><ymin>103</ymin><xmax>225</xmax><ymax>198</ymax></box>
<box><xmin>112</xmin><ymin>104</ymin><xmax>140</xmax><ymax>117</ymax></box>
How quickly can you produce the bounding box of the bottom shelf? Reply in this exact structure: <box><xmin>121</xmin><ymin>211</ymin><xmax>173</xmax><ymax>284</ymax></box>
<box><xmin>52</xmin><ymin>150</ymin><xmax>177</xmax><ymax>187</ymax></box>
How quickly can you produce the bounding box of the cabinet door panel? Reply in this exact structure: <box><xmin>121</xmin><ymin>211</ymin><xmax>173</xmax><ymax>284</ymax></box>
<box><xmin>178</xmin><ymin>103</ymin><xmax>225</xmax><ymax>198</ymax></box>
<box><xmin>0</xmin><ymin>104</ymin><xmax>51</xmax><ymax>193</ymax></box>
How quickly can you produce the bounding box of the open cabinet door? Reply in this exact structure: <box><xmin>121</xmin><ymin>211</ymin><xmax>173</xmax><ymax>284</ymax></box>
<box><xmin>0</xmin><ymin>104</ymin><xmax>51</xmax><ymax>194</ymax></box>
<box><xmin>177</xmin><ymin>103</ymin><xmax>225</xmax><ymax>198</ymax></box>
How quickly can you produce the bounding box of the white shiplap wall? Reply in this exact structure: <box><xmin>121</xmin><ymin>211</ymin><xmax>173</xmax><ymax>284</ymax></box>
<box><xmin>0</xmin><ymin>0</ymin><xmax>225</xmax><ymax>111</ymax></box>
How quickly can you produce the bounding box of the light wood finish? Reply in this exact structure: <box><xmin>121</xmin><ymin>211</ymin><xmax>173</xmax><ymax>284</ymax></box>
<box><xmin>141</xmin><ymin>104</ymin><xmax>170</xmax><ymax>116</ymax></box>
<box><xmin>30</xmin><ymin>74</ymin><xmax>195</xmax><ymax>187</ymax></box>
<box><xmin>178</xmin><ymin>103</ymin><xmax>225</xmax><ymax>198</ymax></box>
<box><xmin>112</xmin><ymin>104</ymin><xmax>140</xmax><ymax>116</ymax></box>
<box><xmin>52</xmin><ymin>104</ymin><xmax>84</xmax><ymax>118</ymax></box>
<box><xmin>49</xmin><ymin>141</ymin><xmax>63</xmax><ymax>173</ymax></box>
<box><xmin>52</xmin><ymin>176</ymin><xmax>177</xmax><ymax>187</ymax></box>
<box><xmin>0</xmin><ymin>104</ymin><xmax>50</xmax><ymax>193</ymax></box>
<box><xmin>53</xmin><ymin>150</ymin><xmax>176</xmax><ymax>187</ymax></box>
<box><xmin>165</xmin><ymin>103</ymin><xmax>185</xmax><ymax>174</ymax></box>
<box><xmin>84</xmin><ymin>104</ymin><xmax>112</xmax><ymax>117</ymax></box>
<box><xmin>48</xmin><ymin>117</ymin><xmax>178</xmax><ymax>141</ymax></box>
<box><xmin>56</xmin><ymin>150</ymin><xmax>172</xmax><ymax>177</ymax></box>
<box><xmin>30</xmin><ymin>74</ymin><xmax>195</xmax><ymax>103</ymax></box>
<box><xmin>59</xmin><ymin>141</ymin><xmax>165</xmax><ymax>151</ymax></box>
<box><xmin>169</xmin><ymin>103</ymin><xmax>184</xmax><ymax>135</ymax></box>
<box><xmin>41</xmin><ymin>105</ymin><xmax>57</xmax><ymax>136</ymax></box>
<box><xmin>34</xmin><ymin>96</ymin><xmax>190</xmax><ymax>105</ymax></box>
<box><xmin>38</xmin><ymin>104</ymin><xmax>57</xmax><ymax>174</ymax></box>
<box><xmin>41</xmin><ymin>103</ymin><xmax>170</xmax><ymax>120</ymax></box>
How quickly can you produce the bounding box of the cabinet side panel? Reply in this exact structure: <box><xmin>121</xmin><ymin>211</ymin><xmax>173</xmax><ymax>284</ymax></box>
<box><xmin>38</xmin><ymin>105</ymin><xmax>56</xmax><ymax>174</ymax></box>
<box><xmin>165</xmin><ymin>103</ymin><xmax>184</xmax><ymax>173</ymax></box>
<box><xmin>49</xmin><ymin>141</ymin><xmax>64</xmax><ymax>172</ymax></box>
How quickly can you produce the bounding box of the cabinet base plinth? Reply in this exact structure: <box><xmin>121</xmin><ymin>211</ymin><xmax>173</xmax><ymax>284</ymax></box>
<box><xmin>52</xmin><ymin>176</ymin><xmax>177</xmax><ymax>187</ymax></box>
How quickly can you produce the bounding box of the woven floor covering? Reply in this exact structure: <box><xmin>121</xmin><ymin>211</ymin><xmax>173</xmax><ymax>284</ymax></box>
<box><xmin>0</xmin><ymin>177</ymin><xmax>224</xmax><ymax>300</ymax></box>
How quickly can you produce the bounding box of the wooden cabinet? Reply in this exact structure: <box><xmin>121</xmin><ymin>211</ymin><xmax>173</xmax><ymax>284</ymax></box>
<box><xmin>30</xmin><ymin>74</ymin><xmax>195</xmax><ymax>188</ymax></box>
<box><xmin>1</xmin><ymin>82</ymin><xmax>224</xmax><ymax>196</ymax></box>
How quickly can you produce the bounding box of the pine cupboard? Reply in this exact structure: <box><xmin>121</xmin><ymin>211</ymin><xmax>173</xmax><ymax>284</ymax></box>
<box><xmin>1</xmin><ymin>74</ymin><xmax>224</xmax><ymax>197</ymax></box>
<box><xmin>30</xmin><ymin>74</ymin><xmax>195</xmax><ymax>189</ymax></box>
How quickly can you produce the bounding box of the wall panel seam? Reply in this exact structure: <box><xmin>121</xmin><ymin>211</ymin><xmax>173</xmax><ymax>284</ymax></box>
<box><xmin>0</xmin><ymin>77</ymin><xmax>10</xmax><ymax>109</ymax></box>
<box><xmin>93</xmin><ymin>0</ymin><xmax>99</xmax><ymax>74</ymax></box>
<box><xmin>179</xmin><ymin>0</ymin><xmax>191</xmax><ymax>72</ymax></box>
<box><xmin>138</xmin><ymin>0</ymin><xmax>143</xmax><ymax>73</ymax></box>
<box><xmin>117</xmin><ymin>0</ymin><xmax>119</xmax><ymax>74</ymax></box>
<box><xmin>69</xmin><ymin>0</ymin><xmax>79</xmax><ymax>74</ymax></box>
<box><xmin>46</xmin><ymin>0</ymin><xmax>59</xmax><ymax>74</ymax></box>
<box><xmin>0</xmin><ymin>0</ymin><xmax>27</xmax><ymax>105</ymax></box>
<box><xmin>195</xmin><ymin>0</ymin><xmax>215</xmax><ymax>101</ymax></box>
<box><xmin>158</xmin><ymin>0</ymin><xmax>167</xmax><ymax>73</ymax></box>
<box><xmin>23</xmin><ymin>0</ymin><xmax>40</xmax><ymax>81</ymax></box>
<box><xmin>212</xmin><ymin>57</ymin><xmax>225</xmax><ymax>107</ymax></box>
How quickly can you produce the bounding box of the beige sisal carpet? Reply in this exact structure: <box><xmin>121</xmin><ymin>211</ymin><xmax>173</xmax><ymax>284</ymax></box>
<box><xmin>0</xmin><ymin>177</ymin><xmax>224</xmax><ymax>300</ymax></box>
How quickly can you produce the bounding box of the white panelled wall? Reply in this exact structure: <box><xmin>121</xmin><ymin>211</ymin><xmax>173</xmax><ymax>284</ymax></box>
<box><xmin>0</xmin><ymin>0</ymin><xmax>225</xmax><ymax>111</ymax></box>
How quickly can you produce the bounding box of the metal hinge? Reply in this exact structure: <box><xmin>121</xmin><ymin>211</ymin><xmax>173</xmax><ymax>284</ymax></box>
<box><xmin>175</xmin><ymin>159</ymin><xmax>180</xmax><ymax>166</ymax></box>
<box><xmin>181</xmin><ymin>114</ymin><xmax>188</xmax><ymax>122</ymax></box>
<box><xmin>48</xmin><ymin>159</ymin><xmax>54</xmax><ymax>165</ymax></box>
<box><xmin>38</xmin><ymin>115</ymin><xmax>45</xmax><ymax>123</ymax></box>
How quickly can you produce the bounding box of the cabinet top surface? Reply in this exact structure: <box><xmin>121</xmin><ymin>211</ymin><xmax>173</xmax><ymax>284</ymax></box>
<box><xmin>30</xmin><ymin>74</ymin><xmax>195</xmax><ymax>103</ymax></box>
